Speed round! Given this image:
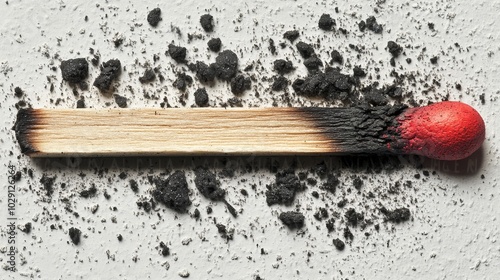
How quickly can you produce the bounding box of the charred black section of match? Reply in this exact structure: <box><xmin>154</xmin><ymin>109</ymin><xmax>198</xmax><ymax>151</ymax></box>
<box><xmin>14</xmin><ymin>108</ymin><xmax>39</xmax><ymax>154</ymax></box>
<box><xmin>298</xmin><ymin>104</ymin><xmax>408</xmax><ymax>155</ymax></box>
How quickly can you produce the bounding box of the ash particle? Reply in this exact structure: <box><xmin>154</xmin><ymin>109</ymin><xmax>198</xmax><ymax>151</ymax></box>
<box><xmin>296</xmin><ymin>41</ymin><xmax>315</xmax><ymax>58</ymax></box>
<box><xmin>194</xmin><ymin>61</ymin><xmax>216</xmax><ymax>84</ymax></box>
<box><xmin>194</xmin><ymin>167</ymin><xmax>225</xmax><ymax>201</ymax></box>
<box><xmin>318</xmin><ymin>14</ymin><xmax>335</xmax><ymax>31</ymax></box>
<box><xmin>76</xmin><ymin>97</ymin><xmax>85</xmax><ymax>108</ymax></box>
<box><xmin>365</xmin><ymin>16</ymin><xmax>383</xmax><ymax>33</ymax></box>
<box><xmin>168</xmin><ymin>44</ymin><xmax>187</xmax><ymax>64</ymax></box>
<box><xmin>173</xmin><ymin>73</ymin><xmax>193</xmax><ymax>91</ymax></box>
<box><xmin>68</xmin><ymin>227</ymin><xmax>81</xmax><ymax>245</ymax></box>
<box><xmin>200</xmin><ymin>14</ymin><xmax>214</xmax><ymax>32</ymax></box>
<box><xmin>14</xmin><ymin>87</ymin><xmax>23</xmax><ymax>98</ymax></box>
<box><xmin>194</xmin><ymin>88</ymin><xmax>209</xmax><ymax>107</ymax></box>
<box><xmin>273</xmin><ymin>59</ymin><xmax>294</xmax><ymax>75</ymax></box>
<box><xmin>152</xmin><ymin>171</ymin><xmax>192</xmax><ymax>212</ymax></box>
<box><xmin>61</xmin><ymin>58</ymin><xmax>89</xmax><ymax>83</ymax></box>
<box><xmin>387</xmin><ymin>41</ymin><xmax>403</xmax><ymax>57</ymax></box>
<box><xmin>230</xmin><ymin>74</ymin><xmax>251</xmax><ymax>95</ymax></box>
<box><xmin>330</xmin><ymin>50</ymin><xmax>343</xmax><ymax>64</ymax></box>
<box><xmin>207</xmin><ymin>38</ymin><xmax>222</xmax><ymax>52</ymax></box>
<box><xmin>332</xmin><ymin>238</ymin><xmax>345</xmax><ymax>250</ymax></box>
<box><xmin>147</xmin><ymin>8</ymin><xmax>162</xmax><ymax>27</ymax></box>
<box><xmin>266</xmin><ymin>170</ymin><xmax>302</xmax><ymax>206</ymax></box>
<box><xmin>40</xmin><ymin>174</ymin><xmax>56</xmax><ymax>196</ymax></box>
<box><xmin>129</xmin><ymin>179</ymin><xmax>139</xmax><ymax>193</ymax></box>
<box><xmin>279</xmin><ymin>211</ymin><xmax>305</xmax><ymax>229</ymax></box>
<box><xmin>380</xmin><ymin>207</ymin><xmax>411</xmax><ymax>223</ymax></box>
<box><xmin>272</xmin><ymin>75</ymin><xmax>289</xmax><ymax>91</ymax></box>
<box><xmin>283</xmin><ymin>30</ymin><xmax>300</xmax><ymax>43</ymax></box>
<box><xmin>114</xmin><ymin>94</ymin><xmax>128</xmax><ymax>108</ymax></box>
<box><xmin>139</xmin><ymin>68</ymin><xmax>156</xmax><ymax>83</ymax></box>
<box><xmin>214</xmin><ymin>50</ymin><xmax>239</xmax><ymax>81</ymax></box>
<box><xmin>93</xmin><ymin>59</ymin><xmax>121</xmax><ymax>92</ymax></box>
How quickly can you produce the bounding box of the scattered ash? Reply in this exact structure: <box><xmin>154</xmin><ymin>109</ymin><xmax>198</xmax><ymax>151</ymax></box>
<box><xmin>167</xmin><ymin>44</ymin><xmax>187</xmax><ymax>64</ymax></box>
<box><xmin>266</xmin><ymin>169</ymin><xmax>303</xmax><ymax>206</ymax></box>
<box><xmin>60</xmin><ymin>58</ymin><xmax>88</xmax><ymax>83</ymax></box>
<box><xmin>20</xmin><ymin>222</ymin><xmax>32</xmax><ymax>234</ymax></box>
<box><xmin>330</xmin><ymin>50</ymin><xmax>343</xmax><ymax>64</ymax></box>
<box><xmin>318</xmin><ymin>14</ymin><xmax>335</xmax><ymax>31</ymax></box>
<box><xmin>129</xmin><ymin>179</ymin><xmax>139</xmax><ymax>193</ymax></box>
<box><xmin>76</xmin><ymin>96</ymin><xmax>85</xmax><ymax>108</ymax></box>
<box><xmin>173</xmin><ymin>72</ymin><xmax>193</xmax><ymax>91</ymax></box>
<box><xmin>159</xmin><ymin>241</ymin><xmax>170</xmax><ymax>256</ymax></box>
<box><xmin>14</xmin><ymin>86</ymin><xmax>24</xmax><ymax>98</ymax></box>
<box><xmin>303</xmin><ymin>56</ymin><xmax>323</xmax><ymax>72</ymax></box>
<box><xmin>207</xmin><ymin>38</ymin><xmax>222</xmax><ymax>52</ymax></box>
<box><xmin>194</xmin><ymin>88</ymin><xmax>209</xmax><ymax>107</ymax></box>
<box><xmin>292</xmin><ymin>68</ymin><xmax>352</xmax><ymax>100</ymax></box>
<box><xmin>10</xmin><ymin>3</ymin><xmax>467</xmax><ymax>270</ymax></box>
<box><xmin>40</xmin><ymin>174</ymin><xmax>56</xmax><ymax>196</ymax></box>
<box><xmin>273</xmin><ymin>59</ymin><xmax>295</xmax><ymax>75</ymax></box>
<box><xmin>272</xmin><ymin>75</ymin><xmax>289</xmax><ymax>91</ymax></box>
<box><xmin>147</xmin><ymin>8</ymin><xmax>162</xmax><ymax>27</ymax></box>
<box><xmin>387</xmin><ymin>41</ymin><xmax>403</xmax><ymax>57</ymax></box>
<box><xmin>193</xmin><ymin>61</ymin><xmax>216</xmax><ymax>84</ymax></box>
<box><xmin>359</xmin><ymin>16</ymin><xmax>383</xmax><ymax>33</ymax></box>
<box><xmin>114</xmin><ymin>94</ymin><xmax>128</xmax><ymax>108</ymax></box>
<box><xmin>152</xmin><ymin>171</ymin><xmax>192</xmax><ymax>212</ymax></box>
<box><xmin>214</xmin><ymin>50</ymin><xmax>238</xmax><ymax>81</ymax></box>
<box><xmin>80</xmin><ymin>184</ymin><xmax>97</xmax><ymax>198</ymax></box>
<box><xmin>68</xmin><ymin>227</ymin><xmax>81</xmax><ymax>245</ymax></box>
<box><xmin>345</xmin><ymin>208</ymin><xmax>364</xmax><ymax>227</ymax></box>
<box><xmin>194</xmin><ymin>167</ymin><xmax>237</xmax><ymax>217</ymax></box>
<box><xmin>93</xmin><ymin>59</ymin><xmax>121</xmax><ymax>92</ymax></box>
<box><xmin>139</xmin><ymin>68</ymin><xmax>156</xmax><ymax>83</ymax></box>
<box><xmin>279</xmin><ymin>211</ymin><xmax>305</xmax><ymax>229</ymax></box>
<box><xmin>268</xmin><ymin>38</ymin><xmax>277</xmax><ymax>55</ymax></box>
<box><xmin>332</xmin><ymin>238</ymin><xmax>345</xmax><ymax>250</ymax></box>
<box><xmin>283</xmin><ymin>30</ymin><xmax>300</xmax><ymax>43</ymax></box>
<box><xmin>216</xmin><ymin>223</ymin><xmax>234</xmax><ymax>240</ymax></box>
<box><xmin>296</xmin><ymin>41</ymin><xmax>315</xmax><ymax>59</ymax></box>
<box><xmin>200</xmin><ymin>14</ymin><xmax>214</xmax><ymax>32</ymax></box>
<box><xmin>230</xmin><ymin>74</ymin><xmax>251</xmax><ymax>95</ymax></box>
<box><xmin>380</xmin><ymin>206</ymin><xmax>411</xmax><ymax>223</ymax></box>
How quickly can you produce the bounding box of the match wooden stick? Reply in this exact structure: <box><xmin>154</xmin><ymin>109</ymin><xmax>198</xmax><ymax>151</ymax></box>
<box><xmin>14</xmin><ymin>101</ymin><xmax>485</xmax><ymax>160</ymax></box>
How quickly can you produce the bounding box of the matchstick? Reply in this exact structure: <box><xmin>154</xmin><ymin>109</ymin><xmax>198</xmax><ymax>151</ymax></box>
<box><xmin>14</xmin><ymin>101</ymin><xmax>485</xmax><ymax>160</ymax></box>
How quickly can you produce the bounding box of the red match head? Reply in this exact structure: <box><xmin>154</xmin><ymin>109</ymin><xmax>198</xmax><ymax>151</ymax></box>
<box><xmin>398</xmin><ymin>101</ymin><xmax>485</xmax><ymax>160</ymax></box>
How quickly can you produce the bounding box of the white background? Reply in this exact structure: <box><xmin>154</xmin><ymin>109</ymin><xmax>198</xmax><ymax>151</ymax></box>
<box><xmin>0</xmin><ymin>0</ymin><xmax>499</xmax><ymax>279</ymax></box>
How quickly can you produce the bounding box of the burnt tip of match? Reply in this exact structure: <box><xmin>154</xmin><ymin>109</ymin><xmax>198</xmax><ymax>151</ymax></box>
<box><xmin>13</xmin><ymin>108</ymin><xmax>39</xmax><ymax>155</ymax></box>
<box><xmin>395</xmin><ymin>101</ymin><xmax>485</xmax><ymax>161</ymax></box>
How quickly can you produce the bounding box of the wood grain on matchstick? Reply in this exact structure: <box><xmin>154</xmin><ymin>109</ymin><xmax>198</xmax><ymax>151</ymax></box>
<box><xmin>17</xmin><ymin>102</ymin><xmax>484</xmax><ymax>160</ymax></box>
<box><xmin>16</xmin><ymin>108</ymin><xmax>343</xmax><ymax>157</ymax></box>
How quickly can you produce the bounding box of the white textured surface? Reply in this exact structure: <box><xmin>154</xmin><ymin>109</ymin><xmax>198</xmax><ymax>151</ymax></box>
<box><xmin>0</xmin><ymin>0</ymin><xmax>499</xmax><ymax>279</ymax></box>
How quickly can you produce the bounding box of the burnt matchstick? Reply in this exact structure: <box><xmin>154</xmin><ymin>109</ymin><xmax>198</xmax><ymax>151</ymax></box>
<box><xmin>14</xmin><ymin>101</ymin><xmax>485</xmax><ymax>160</ymax></box>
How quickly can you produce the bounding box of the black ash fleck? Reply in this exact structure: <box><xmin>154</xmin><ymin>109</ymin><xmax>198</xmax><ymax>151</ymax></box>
<box><xmin>194</xmin><ymin>88</ymin><xmax>209</xmax><ymax>107</ymax></box>
<box><xmin>93</xmin><ymin>59</ymin><xmax>121</xmax><ymax>92</ymax></box>
<box><xmin>207</xmin><ymin>38</ymin><xmax>222</xmax><ymax>52</ymax></box>
<box><xmin>152</xmin><ymin>171</ymin><xmax>192</xmax><ymax>212</ymax></box>
<box><xmin>279</xmin><ymin>211</ymin><xmax>305</xmax><ymax>229</ymax></box>
<box><xmin>200</xmin><ymin>14</ymin><xmax>214</xmax><ymax>32</ymax></box>
<box><xmin>68</xmin><ymin>227</ymin><xmax>81</xmax><ymax>245</ymax></box>
<box><xmin>318</xmin><ymin>14</ymin><xmax>335</xmax><ymax>31</ymax></box>
<box><xmin>61</xmin><ymin>58</ymin><xmax>89</xmax><ymax>84</ymax></box>
<box><xmin>147</xmin><ymin>8</ymin><xmax>162</xmax><ymax>27</ymax></box>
